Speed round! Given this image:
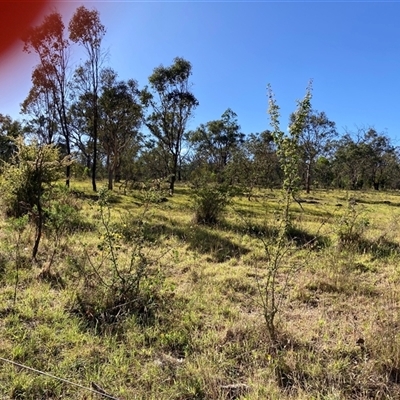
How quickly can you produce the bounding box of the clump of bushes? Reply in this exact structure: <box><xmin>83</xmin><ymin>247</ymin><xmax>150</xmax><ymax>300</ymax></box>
<box><xmin>192</xmin><ymin>184</ymin><xmax>232</xmax><ymax>225</ymax></box>
<box><xmin>1</xmin><ymin>138</ymin><xmax>70</xmax><ymax>219</ymax></box>
<box><xmin>72</xmin><ymin>188</ymin><xmax>166</xmax><ymax>333</ymax></box>
<box><xmin>0</xmin><ymin>139</ymin><xmax>72</xmax><ymax>259</ymax></box>
<box><xmin>336</xmin><ymin>198</ymin><xmax>369</xmax><ymax>248</ymax></box>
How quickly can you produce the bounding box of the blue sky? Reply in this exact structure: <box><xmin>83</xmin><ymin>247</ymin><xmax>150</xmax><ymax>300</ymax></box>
<box><xmin>1</xmin><ymin>1</ymin><xmax>399</xmax><ymax>143</ymax></box>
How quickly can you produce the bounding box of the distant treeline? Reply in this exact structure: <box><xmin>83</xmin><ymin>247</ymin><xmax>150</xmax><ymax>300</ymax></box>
<box><xmin>0</xmin><ymin>6</ymin><xmax>399</xmax><ymax>193</ymax></box>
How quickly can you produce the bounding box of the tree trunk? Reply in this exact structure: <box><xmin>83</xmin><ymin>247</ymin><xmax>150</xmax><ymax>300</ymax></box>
<box><xmin>61</xmin><ymin>98</ymin><xmax>71</xmax><ymax>188</ymax></box>
<box><xmin>32</xmin><ymin>203</ymin><xmax>43</xmax><ymax>260</ymax></box>
<box><xmin>92</xmin><ymin>145</ymin><xmax>97</xmax><ymax>191</ymax></box>
<box><xmin>169</xmin><ymin>153</ymin><xmax>179</xmax><ymax>195</ymax></box>
<box><xmin>115</xmin><ymin>162</ymin><xmax>121</xmax><ymax>183</ymax></box>
<box><xmin>66</xmin><ymin>164</ymin><xmax>71</xmax><ymax>187</ymax></box>
<box><xmin>169</xmin><ymin>174</ymin><xmax>176</xmax><ymax>196</ymax></box>
<box><xmin>92</xmin><ymin>103</ymin><xmax>98</xmax><ymax>192</ymax></box>
<box><xmin>305</xmin><ymin>162</ymin><xmax>311</xmax><ymax>194</ymax></box>
<box><xmin>107</xmin><ymin>155</ymin><xmax>113</xmax><ymax>191</ymax></box>
<box><xmin>63</xmin><ymin>133</ymin><xmax>71</xmax><ymax>187</ymax></box>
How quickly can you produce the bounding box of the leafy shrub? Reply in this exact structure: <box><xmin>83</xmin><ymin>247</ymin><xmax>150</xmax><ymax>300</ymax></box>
<box><xmin>44</xmin><ymin>185</ymin><xmax>92</xmax><ymax>234</ymax></box>
<box><xmin>192</xmin><ymin>185</ymin><xmax>232</xmax><ymax>225</ymax></box>
<box><xmin>111</xmin><ymin>217</ymin><xmax>157</xmax><ymax>245</ymax></box>
<box><xmin>74</xmin><ymin>261</ymin><xmax>163</xmax><ymax>331</ymax></box>
<box><xmin>138</xmin><ymin>178</ymin><xmax>169</xmax><ymax>204</ymax></box>
<box><xmin>0</xmin><ymin>139</ymin><xmax>71</xmax><ymax>259</ymax></box>
<box><xmin>0</xmin><ymin>138</ymin><xmax>70</xmax><ymax>218</ymax></box>
<box><xmin>72</xmin><ymin>188</ymin><xmax>165</xmax><ymax>333</ymax></box>
<box><xmin>336</xmin><ymin>198</ymin><xmax>369</xmax><ymax>247</ymax></box>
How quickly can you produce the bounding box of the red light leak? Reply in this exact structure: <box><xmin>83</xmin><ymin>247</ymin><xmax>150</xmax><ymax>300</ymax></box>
<box><xmin>0</xmin><ymin>1</ymin><xmax>50</xmax><ymax>57</ymax></box>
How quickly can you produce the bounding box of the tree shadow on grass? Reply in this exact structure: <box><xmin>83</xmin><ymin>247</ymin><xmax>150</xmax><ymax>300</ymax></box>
<box><xmin>286</xmin><ymin>226</ymin><xmax>331</xmax><ymax>249</ymax></box>
<box><xmin>341</xmin><ymin>236</ymin><xmax>400</xmax><ymax>259</ymax></box>
<box><xmin>128</xmin><ymin>215</ymin><xmax>250</xmax><ymax>263</ymax></box>
<box><xmin>221</xmin><ymin>219</ymin><xmax>279</xmax><ymax>240</ymax></box>
<box><xmin>184</xmin><ymin>225</ymin><xmax>250</xmax><ymax>262</ymax></box>
<box><xmin>354</xmin><ymin>198</ymin><xmax>400</xmax><ymax>207</ymax></box>
<box><xmin>223</xmin><ymin>220</ymin><xmax>329</xmax><ymax>251</ymax></box>
<box><xmin>70</xmin><ymin>189</ymin><xmax>124</xmax><ymax>204</ymax></box>
<box><xmin>70</xmin><ymin>189</ymin><xmax>99</xmax><ymax>202</ymax></box>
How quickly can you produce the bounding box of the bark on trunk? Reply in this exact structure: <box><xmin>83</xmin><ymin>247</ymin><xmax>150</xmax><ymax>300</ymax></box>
<box><xmin>32</xmin><ymin>203</ymin><xmax>43</xmax><ymax>260</ymax></box>
<box><xmin>305</xmin><ymin>162</ymin><xmax>311</xmax><ymax>194</ymax></box>
<box><xmin>92</xmin><ymin>103</ymin><xmax>98</xmax><ymax>192</ymax></box>
<box><xmin>107</xmin><ymin>156</ymin><xmax>113</xmax><ymax>191</ymax></box>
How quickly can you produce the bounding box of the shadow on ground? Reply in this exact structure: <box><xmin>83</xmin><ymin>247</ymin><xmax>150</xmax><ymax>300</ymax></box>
<box><xmin>121</xmin><ymin>214</ymin><xmax>250</xmax><ymax>263</ymax></box>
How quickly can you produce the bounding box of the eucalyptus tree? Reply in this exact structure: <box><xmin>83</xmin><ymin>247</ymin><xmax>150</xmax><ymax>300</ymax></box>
<box><xmin>21</xmin><ymin>78</ymin><xmax>58</xmax><ymax>145</ymax></box>
<box><xmin>332</xmin><ymin>133</ymin><xmax>364</xmax><ymax>189</ymax></box>
<box><xmin>332</xmin><ymin>128</ymin><xmax>396</xmax><ymax>190</ymax></box>
<box><xmin>98</xmin><ymin>69</ymin><xmax>143</xmax><ymax>190</ymax></box>
<box><xmin>362</xmin><ymin>128</ymin><xmax>396</xmax><ymax>190</ymax></box>
<box><xmin>242</xmin><ymin>130</ymin><xmax>281</xmax><ymax>189</ymax></box>
<box><xmin>289</xmin><ymin>110</ymin><xmax>337</xmax><ymax>193</ymax></box>
<box><xmin>68</xmin><ymin>90</ymin><xmax>95</xmax><ymax>175</ymax></box>
<box><xmin>0</xmin><ymin>114</ymin><xmax>23</xmax><ymax>164</ymax></box>
<box><xmin>22</xmin><ymin>11</ymin><xmax>72</xmax><ymax>185</ymax></box>
<box><xmin>141</xmin><ymin>57</ymin><xmax>199</xmax><ymax>195</ymax></box>
<box><xmin>69</xmin><ymin>5</ymin><xmax>106</xmax><ymax>192</ymax></box>
<box><xmin>189</xmin><ymin>109</ymin><xmax>244</xmax><ymax>181</ymax></box>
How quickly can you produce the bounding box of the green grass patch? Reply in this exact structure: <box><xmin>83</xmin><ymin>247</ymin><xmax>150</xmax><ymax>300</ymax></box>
<box><xmin>0</xmin><ymin>182</ymin><xmax>400</xmax><ymax>398</ymax></box>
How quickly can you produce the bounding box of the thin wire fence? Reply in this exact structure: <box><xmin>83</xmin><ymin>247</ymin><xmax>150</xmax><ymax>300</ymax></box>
<box><xmin>0</xmin><ymin>356</ymin><xmax>121</xmax><ymax>399</ymax></box>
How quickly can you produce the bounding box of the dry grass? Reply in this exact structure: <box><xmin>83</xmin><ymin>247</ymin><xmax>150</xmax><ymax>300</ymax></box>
<box><xmin>1</xmin><ymin>182</ymin><xmax>400</xmax><ymax>399</ymax></box>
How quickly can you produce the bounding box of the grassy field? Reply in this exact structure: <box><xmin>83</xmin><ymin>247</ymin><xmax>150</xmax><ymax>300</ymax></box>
<box><xmin>1</xmin><ymin>181</ymin><xmax>400</xmax><ymax>399</ymax></box>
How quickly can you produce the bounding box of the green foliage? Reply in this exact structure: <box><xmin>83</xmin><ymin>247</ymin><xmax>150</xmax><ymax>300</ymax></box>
<box><xmin>267</xmin><ymin>82</ymin><xmax>312</xmax><ymax>233</ymax></box>
<box><xmin>138</xmin><ymin>178</ymin><xmax>169</xmax><ymax>204</ymax></box>
<box><xmin>189</xmin><ymin>108</ymin><xmax>244</xmax><ymax>180</ymax></box>
<box><xmin>0</xmin><ymin>114</ymin><xmax>22</xmax><ymax>165</ymax></box>
<box><xmin>40</xmin><ymin>185</ymin><xmax>89</xmax><ymax>278</ymax></box>
<box><xmin>289</xmin><ymin>110</ymin><xmax>337</xmax><ymax>193</ymax></box>
<box><xmin>332</xmin><ymin>128</ymin><xmax>397</xmax><ymax>190</ymax></box>
<box><xmin>238</xmin><ymin>130</ymin><xmax>281</xmax><ymax>191</ymax></box>
<box><xmin>192</xmin><ymin>184</ymin><xmax>232</xmax><ymax>226</ymax></box>
<box><xmin>0</xmin><ymin>139</ymin><xmax>71</xmax><ymax>259</ymax></box>
<box><xmin>74</xmin><ymin>187</ymin><xmax>165</xmax><ymax>333</ymax></box>
<box><xmin>98</xmin><ymin>68</ymin><xmax>143</xmax><ymax>190</ymax></box>
<box><xmin>45</xmin><ymin>186</ymin><xmax>86</xmax><ymax>233</ymax></box>
<box><xmin>1</xmin><ymin>138</ymin><xmax>69</xmax><ymax>218</ymax></box>
<box><xmin>68</xmin><ymin>6</ymin><xmax>106</xmax><ymax>45</ymax></box>
<box><xmin>142</xmin><ymin>57</ymin><xmax>199</xmax><ymax>195</ymax></box>
<box><xmin>336</xmin><ymin>198</ymin><xmax>369</xmax><ymax>247</ymax></box>
<box><xmin>314</xmin><ymin>156</ymin><xmax>334</xmax><ymax>188</ymax></box>
<box><xmin>255</xmin><ymin>83</ymin><xmax>313</xmax><ymax>341</ymax></box>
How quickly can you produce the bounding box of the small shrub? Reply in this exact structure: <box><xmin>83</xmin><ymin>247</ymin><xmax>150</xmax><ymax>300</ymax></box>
<box><xmin>1</xmin><ymin>139</ymin><xmax>70</xmax><ymax>219</ymax></box>
<box><xmin>0</xmin><ymin>139</ymin><xmax>71</xmax><ymax>259</ymax></box>
<box><xmin>192</xmin><ymin>185</ymin><xmax>231</xmax><ymax>225</ymax></box>
<box><xmin>4</xmin><ymin>215</ymin><xmax>29</xmax><ymax>308</ymax></box>
<box><xmin>138</xmin><ymin>179</ymin><xmax>169</xmax><ymax>204</ymax></box>
<box><xmin>254</xmin><ymin>82</ymin><xmax>312</xmax><ymax>342</ymax></box>
<box><xmin>111</xmin><ymin>216</ymin><xmax>155</xmax><ymax>244</ymax></box>
<box><xmin>336</xmin><ymin>198</ymin><xmax>369</xmax><ymax>248</ymax></box>
<box><xmin>73</xmin><ymin>187</ymin><xmax>165</xmax><ymax>333</ymax></box>
<box><xmin>44</xmin><ymin>185</ymin><xmax>93</xmax><ymax>234</ymax></box>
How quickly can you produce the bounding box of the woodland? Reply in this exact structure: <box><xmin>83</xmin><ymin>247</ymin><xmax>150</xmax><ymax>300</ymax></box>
<box><xmin>1</xmin><ymin>6</ymin><xmax>400</xmax><ymax>400</ymax></box>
